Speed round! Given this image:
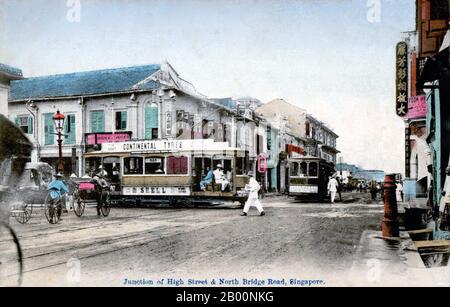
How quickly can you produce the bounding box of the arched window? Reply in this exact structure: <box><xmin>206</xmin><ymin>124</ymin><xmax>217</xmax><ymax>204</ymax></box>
<box><xmin>300</xmin><ymin>162</ymin><xmax>307</xmax><ymax>176</ymax></box>
<box><xmin>145</xmin><ymin>103</ymin><xmax>159</xmax><ymax>140</ymax></box>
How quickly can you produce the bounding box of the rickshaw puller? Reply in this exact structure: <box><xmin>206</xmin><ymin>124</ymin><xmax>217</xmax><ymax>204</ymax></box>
<box><xmin>47</xmin><ymin>172</ymin><xmax>69</xmax><ymax>217</ymax></box>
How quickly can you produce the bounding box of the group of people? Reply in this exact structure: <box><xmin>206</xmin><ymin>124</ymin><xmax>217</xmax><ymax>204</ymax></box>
<box><xmin>199</xmin><ymin>164</ymin><xmax>231</xmax><ymax>192</ymax></box>
<box><xmin>48</xmin><ymin>165</ymin><xmax>111</xmax><ymax>218</ymax></box>
<box><xmin>199</xmin><ymin>165</ymin><xmax>265</xmax><ymax>216</ymax></box>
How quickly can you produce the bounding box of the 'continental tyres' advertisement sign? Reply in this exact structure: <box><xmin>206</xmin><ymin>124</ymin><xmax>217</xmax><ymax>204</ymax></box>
<box><xmin>100</xmin><ymin>139</ymin><xmax>232</xmax><ymax>153</ymax></box>
<box><xmin>396</xmin><ymin>42</ymin><xmax>408</xmax><ymax>117</ymax></box>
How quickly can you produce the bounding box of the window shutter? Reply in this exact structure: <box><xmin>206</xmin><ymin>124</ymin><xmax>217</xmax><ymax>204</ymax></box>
<box><xmin>145</xmin><ymin>107</ymin><xmax>152</xmax><ymax>139</ymax></box>
<box><xmin>122</xmin><ymin>111</ymin><xmax>127</xmax><ymax>130</ymax></box>
<box><xmin>15</xmin><ymin>116</ymin><xmax>20</xmax><ymax>126</ymax></box>
<box><xmin>180</xmin><ymin>156</ymin><xmax>188</xmax><ymax>174</ymax></box>
<box><xmin>91</xmin><ymin>111</ymin><xmax>105</xmax><ymax>133</ymax></box>
<box><xmin>44</xmin><ymin>113</ymin><xmax>54</xmax><ymax>145</ymax></box>
<box><xmin>145</xmin><ymin>106</ymin><xmax>158</xmax><ymax>139</ymax></box>
<box><xmin>28</xmin><ymin>116</ymin><xmax>33</xmax><ymax>134</ymax></box>
<box><xmin>91</xmin><ymin>111</ymin><xmax>97</xmax><ymax>132</ymax></box>
<box><xmin>65</xmin><ymin>115</ymin><xmax>76</xmax><ymax>144</ymax></box>
<box><xmin>167</xmin><ymin>156</ymin><xmax>175</xmax><ymax>174</ymax></box>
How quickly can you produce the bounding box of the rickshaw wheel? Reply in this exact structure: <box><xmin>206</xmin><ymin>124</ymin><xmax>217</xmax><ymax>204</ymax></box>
<box><xmin>12</xmin><ymin>202</ymin><xmax>33</xmax><ymax>224</ymax></box>
<box><xmin>73</xmin><ymin>190</ymin><xmax>85</xmax><ymax>218</ymax></box>
<box><xmin>0</xmin><ymin>222</ymin><xmax>23</xmax><ymax>286</ymax></box>
<box><xmin>100</xmin><ymin>191</ymin><xmax>111</xmax><ymax>217</ymax></box>
<box><xmin>44</xmin><ymin>194</ymin><xmax>61</xmax><ymax>224</ymax></box>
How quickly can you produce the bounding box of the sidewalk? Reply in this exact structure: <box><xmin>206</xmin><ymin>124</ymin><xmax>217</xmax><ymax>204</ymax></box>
<box><xmin>349</xmin><ymin>229</ymin><xmax>450</xmax><ymax>286</ymax></box>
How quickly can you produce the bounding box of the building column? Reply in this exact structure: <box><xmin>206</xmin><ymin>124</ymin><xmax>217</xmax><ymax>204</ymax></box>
<box><xmin>128</xmin><ymin>99</ymin><xmax>139</xmax><ymax>140</ymax></box>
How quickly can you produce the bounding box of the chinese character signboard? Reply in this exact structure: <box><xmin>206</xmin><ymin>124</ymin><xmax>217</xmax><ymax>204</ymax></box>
<box><xmin>396</xmin><ymin>42</ymin><xmax>408</xmax><ymax>117</ymax></box>
<box><xmin>406</xmin><ymin>95</ymin><xmax>427</xmax><ymax>119</ymax></box>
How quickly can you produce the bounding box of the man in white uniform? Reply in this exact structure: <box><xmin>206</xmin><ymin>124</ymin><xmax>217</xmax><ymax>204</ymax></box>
<box><xmin>241</xmin><ymin>172</ymin><xmax>265</xmax><ymax>216</ymax></box>
<box><xmin>327</xmin><ymin>175</ymin><xmax>339</xmax><ymax>204</ymax></box>
<box><xmin>213</xmin><ymin>164</ymin><xmax>229</xmax><ymax>192</ymax></box>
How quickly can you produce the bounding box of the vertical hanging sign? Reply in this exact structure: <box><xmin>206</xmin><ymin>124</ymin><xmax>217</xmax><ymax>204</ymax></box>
<box><xmin>396</xmin><ymin>42</ymin><xmax>408</xmax><ymax>117</ymax></box>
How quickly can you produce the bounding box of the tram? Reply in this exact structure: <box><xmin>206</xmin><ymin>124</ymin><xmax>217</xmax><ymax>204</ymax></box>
<box><xmin>83</xmin><ymin>139</ymin><xmax>251</xmax><ymax>207</ymax></box>
<box><xmin>287</xmin><ymin>156</ymin><xmax>336</xmax><ymax>202</ymax></box>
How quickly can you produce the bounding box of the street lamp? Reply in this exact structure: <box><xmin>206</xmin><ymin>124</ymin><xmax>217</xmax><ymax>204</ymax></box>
<box><xmin>53</xmin><ymin>109</ymin><xmax>65</xmax><ymax>172</ymax></box>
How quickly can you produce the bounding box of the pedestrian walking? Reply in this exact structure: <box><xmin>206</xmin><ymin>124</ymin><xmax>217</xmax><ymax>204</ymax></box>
<box><xmin>369</xmin><ymin>180</ymin><xmax>377</xmax><ymax>200</ymax></box>
<box><xmin>396</xmin><ymin>181</ymin><xmax>403</xmax><ymax>203</ymax></box>
<box><xmin>336</xmin><ymin>176</ymin><xmax>342</xmax><ymax>202</ymax></box>
<box><xmin>241</xmin><ymin>172</ymin><xmax>265</xmax><ymax>216</ymax></box>
<box><xmin>327</xmin><ymin>176</ymin><xmax>339</xmax><ymax>204</ymax></box>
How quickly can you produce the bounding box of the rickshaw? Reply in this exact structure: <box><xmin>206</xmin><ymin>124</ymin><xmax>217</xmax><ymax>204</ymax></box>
<box><xmin>0</xmin><ymin>114</ymin><xmax>32</xmax><ymax>286</ymax></box>
<box><xmin>71</xmin><ymin>175</ymin><xmax>112</xmax><ymax>218</ymax></box>
<box><xmin>10</xmin><ymin>162</ymin><xmax>54</xmax><ymax>224</ymax></box>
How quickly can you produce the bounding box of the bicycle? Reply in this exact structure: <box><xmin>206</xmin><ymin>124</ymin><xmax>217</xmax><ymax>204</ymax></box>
<box><xmin>0</xmin><ymin>221</ymin><xmax>23</xmax><ymax>286</ymax></box>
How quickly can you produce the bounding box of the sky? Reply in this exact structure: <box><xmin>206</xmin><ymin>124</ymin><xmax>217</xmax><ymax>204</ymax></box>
<box><xmin>0</xmin><ymin>0</ymin><xmax>416</xmax><ymax>173</ymax></box>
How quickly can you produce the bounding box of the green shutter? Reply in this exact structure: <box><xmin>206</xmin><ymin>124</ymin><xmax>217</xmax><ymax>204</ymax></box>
<box><xmin>145</xmin><ymin>106</ymin><xmax>158</xmax><ymax>139</ymax></box>
<box><xmin>15</xmin><ymin>116</ymin><xmax>20</xmax><ymax>126</ymax></box>
<box><xmin>28</xmin><ymin>116</ymin><xmax>33</xmax><ymax>134</ymax></box>
<box><xmin>121</xmin><ymin>111</ymin><xmax>127</xmax><ymax>130</ymax></box>
<box><xmin>65</xmin><ymin>115</ymin><xmax>76</xmax><ymax>144</ymax></box>
<box><xmin>91</xmin><ymin>111</ymin><xmax>105</xmax><ymax>133</ymax></box>
<box><xmin>44</xmin><ymin>113</ymin><xmax>54</xmax><ymax>145</ymax></box>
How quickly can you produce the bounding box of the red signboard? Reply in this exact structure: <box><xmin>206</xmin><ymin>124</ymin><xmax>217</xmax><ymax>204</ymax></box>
<box><xmin>286</xmin><ymin>144</ymin><xmax>305</xmax><ymax>157</ymax></box>
<box><xmin>406</xmin><ymin>95</ymin><xmax>427</xmax><ymax>119</ymax></box>
<box><xmin>257</xmin><ymin>153</ymin><xmax>268</xmax><ymax>174</ymax></box>
<box><xmin>86</xmin><ymin>132</ymin><xmax>131</xmax><ymax>145</ymax></box>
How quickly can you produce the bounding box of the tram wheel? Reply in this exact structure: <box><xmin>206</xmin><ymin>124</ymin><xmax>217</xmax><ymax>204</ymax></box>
<box><xmin>0</xmin><ymin>222</ymin><xmax>23</xmax><ymax>286</ymax></box>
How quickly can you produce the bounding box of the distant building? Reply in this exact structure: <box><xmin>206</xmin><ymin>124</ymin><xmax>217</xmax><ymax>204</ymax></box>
<box><xmin>336</xmin><ymin>162</ymin><xmax>385</xmax><ymax>183</ymax></box>
<box><xmin>0</xmin><ymin>63</ymin><xmax>23</xmax><ymax>115</ymax></box>
<box><xmin>256</xmin><ymin>98</ymin><xmax>339</xmax><ymax>164</ymax></box>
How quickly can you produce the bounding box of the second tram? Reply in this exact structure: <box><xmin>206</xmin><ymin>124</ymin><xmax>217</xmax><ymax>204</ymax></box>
<box><xmin>288</xmin><ymin>156</ymin><xmax>336</xmax><ymax>202</ymax></box>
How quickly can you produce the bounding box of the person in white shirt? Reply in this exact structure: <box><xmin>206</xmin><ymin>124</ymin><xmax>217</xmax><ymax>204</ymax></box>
<box><xmin>327</xmin><ymin>176</ymin><xmax>339</xmax><ymax>204</ymax></box>
<box><xmin>213</xmin><ymin>164</ymin><xmax>229</xmax><ymax>192</ymax></box>
<box><xmin>241</xmin><ymin>172</ymin><xmax>265</xmax><ymax>216</ymax></box>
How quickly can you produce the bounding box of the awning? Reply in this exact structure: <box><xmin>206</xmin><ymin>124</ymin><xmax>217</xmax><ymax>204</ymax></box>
<box><xmin>417</xmin><ymin>46</ymin><xmax>449</xmax><ymax>87</ymax></box>
<box><xmin>439</xmin><ymin>30</ymin><xmax>450</xmax><ymax>53</ymax></box>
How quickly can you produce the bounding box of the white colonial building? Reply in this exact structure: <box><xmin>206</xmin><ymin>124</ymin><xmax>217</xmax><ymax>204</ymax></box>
<box><xmin>8</xmin><ymin>62</ymin><xmax>268</xmax><ymax>178</ymax></box>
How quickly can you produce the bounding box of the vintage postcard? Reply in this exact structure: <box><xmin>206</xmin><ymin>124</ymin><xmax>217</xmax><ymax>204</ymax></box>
<box><xmin>1</xmin><ymin>0</ymin><xmax>450</xmax><ymax>294</ymax></box>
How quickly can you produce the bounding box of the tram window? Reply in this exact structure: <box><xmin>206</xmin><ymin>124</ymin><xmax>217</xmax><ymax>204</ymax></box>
<box><xmin>236</xmin><ymin>157</ymin><xmax>244</xmax><ymax>175</ymax></box>
<box><xmin>204</xmin><ymin>159</ymin><xmax>212</xmax><ymax>173</ymax></box>
<box><xmin>85</xmin><ymin>157</ymin><xmax>101</xmax><ymax>175</ymax></box>
<box><xmin>309</xmin><ymin>162</ymin><xmax>318</xmax><ymax>177</ymax></box>
<box><xmin>290</xmin><ymin>162</ymin><xmax>299</xmax><ymax>176</ymax></box>
<box><xmin>145</xmin><ymin>157</ymin><xmax>165</xmax><ymax>175</ymax></box>
<box><xmin>224</xmin><ymin>160</ymin><xmax>232</xmax><ymax>172</ymax></box>
<box><xmin>213</xmin><ymin>160</ymin><xmax>222</xmax><ymax>169</ymax></box>
<box><xmin>124</xmin><ymin>157</ymin><xmax>143</xmax><ymax>175</ymax></box>
<box><xmin>167</xmin><ymin>156</ymin><xmax>188</xmax><ymax>175</ymax></box>
<box><xmin>300</xmin><ymin>162</ymin><xmax>307</xmax><ymax>176</ymax></box>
